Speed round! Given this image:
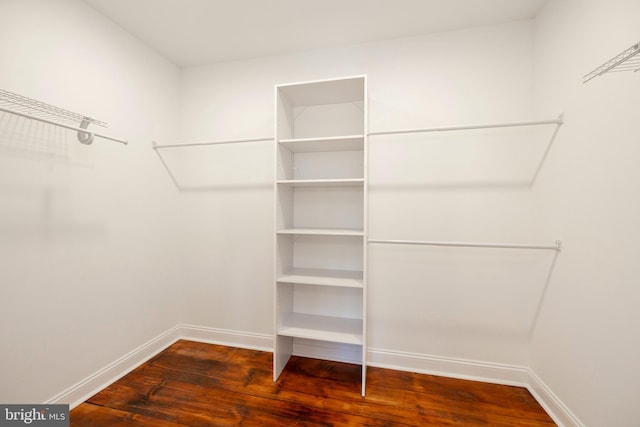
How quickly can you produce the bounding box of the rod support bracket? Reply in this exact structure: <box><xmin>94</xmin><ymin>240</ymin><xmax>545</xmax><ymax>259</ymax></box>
<box><xmin>555</xmin><ymin>240</ymin><xmax>562</xmax><ymax>252</ymax></box>
<box><xmin>77</xmin><ymin>117</ymin><xmax>94</xmax><ymax>145</ymax></box>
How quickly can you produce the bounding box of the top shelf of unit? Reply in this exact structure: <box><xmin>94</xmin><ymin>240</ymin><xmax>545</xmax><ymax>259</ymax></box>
<box><xmin>279</xmin><ymin>135</ymin><xmax>364</xmax><ymax>152</ymax></box>
<box><xmin>277</xmin><ymin>76</ymin><xmax>365</xmax><ymax>106</ymax></box>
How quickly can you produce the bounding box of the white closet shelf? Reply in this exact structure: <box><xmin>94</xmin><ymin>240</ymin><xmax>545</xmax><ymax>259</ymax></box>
<box><xmin>277</xmin><ymin>268</ymin><xmax>364</xmax><ymax>288</ymax></box>
<box><xmin>277</xmin><ymin>228</ymin><xmax>364</xmax><ymax>236</ymax></box>
<box><xmin>274</xmin><ymin>75</ymin><xmax>367</xmax><ymax>395</ymax></box>
<box><xmin>278</xmin><ymin>313</ymin><xmax>363</xmax><ymax>345</ymax></box>
<box><xmin>0</xmin><ymin>88</ymin><xmax>127</xmax><ymax>145</ymax></box>
<box><xmin>279</xmin><ymin>135</ymin><xmax>364</xmax><ymax>152</ymax></box>
<box><xmin>277</xmin><ymin>76</ymin><xmax>365</xmax><ymax>106</ymax></box>
<box><xmin>277</xmin><ymin>178</ymin><xmax>364</xmax><ymax>187</ymax></box>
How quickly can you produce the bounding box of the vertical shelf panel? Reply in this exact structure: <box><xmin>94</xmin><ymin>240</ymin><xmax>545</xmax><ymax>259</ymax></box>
<box><xmin>274</xmin><ymin>75</ymin><xmax>368</xmax><ymax>396</ymax></box>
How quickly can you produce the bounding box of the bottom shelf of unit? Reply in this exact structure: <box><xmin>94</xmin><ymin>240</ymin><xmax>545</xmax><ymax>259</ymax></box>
<box><xmin>278</xmin><ymin>313</ymin><xmax>363</xmax><ymax>345</ymax></box>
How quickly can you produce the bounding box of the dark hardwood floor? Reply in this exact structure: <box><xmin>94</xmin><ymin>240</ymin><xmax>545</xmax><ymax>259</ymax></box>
<box><xmin>71</xmin><ymin>340</ymin><xmax>556</xmax><ymax>426</ymax></box>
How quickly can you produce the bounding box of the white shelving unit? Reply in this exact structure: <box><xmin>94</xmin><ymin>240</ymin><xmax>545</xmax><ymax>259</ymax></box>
<box><xmin>274</xmin><ymin>75</ymin><xmax>368</xmax><ymax>395</ymax></box>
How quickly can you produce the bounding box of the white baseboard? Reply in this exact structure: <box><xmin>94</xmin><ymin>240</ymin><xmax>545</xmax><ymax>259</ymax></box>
<box><xmin>46</xmin><ymin>324</ymin><xmax>272</xmax><ymax>409</ymax></box>
<box><xmin>527</xmin><ymin>370</ymin><xmax>585</xmax><ymax>427</ymax></box>
<box><xmin>367</xmin><ymin>347</ymin><xmax>530</xmax><ymax>387</ymax></box>
<box><xmin>47</xmin><ymin>323</ymin><xmax>581</xmax><ymax>427</ymax></box>
<box><xmin>45</xmin><ymin>325</ymin><xmax>182</xmax><ymax>409</ymax></box>
<box><xmin>179</xmin><ymin>324</ymin><xmax>273</xmax><ymax>352</ymax></box>
<box><xmin>367</xmin><ymin>347</ymin><xmax>586</xmax><ymax>426</ymax></box>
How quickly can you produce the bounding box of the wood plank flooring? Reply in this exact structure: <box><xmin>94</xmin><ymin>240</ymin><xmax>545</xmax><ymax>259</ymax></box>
<box><xmin>71</xmin><ymin>340</ymin><xmax>556</xmax><ymax>426</ymax></box>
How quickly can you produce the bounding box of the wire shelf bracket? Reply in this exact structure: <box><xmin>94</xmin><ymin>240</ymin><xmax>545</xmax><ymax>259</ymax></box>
<box><xmin>583</xmin><ymin>41</ymin><xmax>640</xmax><ymax>83</ymax></box>
<box><xmin>0</xmin><ymin>89</ymin><xmax>127</xmax><ymax>145</ymax></box>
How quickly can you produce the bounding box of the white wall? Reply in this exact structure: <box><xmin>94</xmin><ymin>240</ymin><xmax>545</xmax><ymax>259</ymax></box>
<box><xmin>6</xmin><ymin>3</ymin><xmax>628</xmax><ymax>422</ymax></box>
<box><xmin>0</xmin><ymin>0</ymin><xmax>181</xmax><ymax>403</ymax></box>
<box><xmin>177</xmin><ymin>21</ymin><xmax>554</xmax><ymax>367</ymax></box>
<box><xmin>531</xmin><ymin>0</ymin><xmax>640</xmax><ymax>425</ymax></box>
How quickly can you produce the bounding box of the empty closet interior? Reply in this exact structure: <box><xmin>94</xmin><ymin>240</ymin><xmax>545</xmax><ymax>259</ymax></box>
<box><xmin>2</xmin><ymin>1</ymin><xmax>639</xmax><ymax>426</ymax></box>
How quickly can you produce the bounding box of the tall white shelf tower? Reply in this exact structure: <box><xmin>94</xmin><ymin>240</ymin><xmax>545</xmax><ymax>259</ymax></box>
<box><xmin>273</xmin><ymin>75</ymin><xmax>368</xmax><ymax>395</ymax></box>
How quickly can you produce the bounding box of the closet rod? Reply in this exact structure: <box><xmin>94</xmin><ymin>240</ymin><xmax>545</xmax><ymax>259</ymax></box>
<box><xmin>153</xmin><ymin>137</ymin><xmax>273</xmax><ymax>150</ymax></box>
<box><xmin>0</xmin><ymin>106</ymin><xmax>128</xmax><ymax>145</ymax></box>
<box><xmin>368</xmin><ymin>115</ymin><xmax>564</xmax><ymax>137</ymax></box>
<box><xmin>368</xmin><ymin>239</ymin><xmax>562</xmax><ymax>252</ymax></box>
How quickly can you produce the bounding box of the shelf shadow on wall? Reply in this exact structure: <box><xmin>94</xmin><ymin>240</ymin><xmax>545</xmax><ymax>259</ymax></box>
<box><xmin>369</xmin><ymin>242</ymin><xmax>561</xmax><ymax>342</ymax></box>
<box><xmin>153</xmin><ymin>141</ymin><xmax>273</xmax><ymax>193</ymax></box>
<box><xmin>174</xmin><ymin>183</ymin><xmax>274</xmax><ymax>193</ymax></box>
<box><xmin>0</xmin><ymin>112</ymin><xmax>94</xmax><ymax>168</ymax></box>
<box><xmin>369</xmin><ymin>180</ymin><xmax>533</xmax><ymax>192</ymax></box>
<box><xmin>0</xmin><ymin>187</ymin><xmax>106</xmax><ymax>243</ymax></box>
<box><xmin>528</xmin><ymin>248</ymin><xmax>560</xmax><ymax>339</ymax></box>
<box><xmin>368</xmin><ymin>114</ymin><xmax>563</xmax><ymax>190</ymax></box>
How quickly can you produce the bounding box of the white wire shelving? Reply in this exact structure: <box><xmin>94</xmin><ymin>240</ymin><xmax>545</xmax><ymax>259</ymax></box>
<box><xmin>584</xmin><ymin>41</ymin><xmax>640</xmax><ymax>83</ymax></box>
<box><xmin>0</xmin><ymin>88</ymin><xmax>127</xmax><ymax>145</ymax></box>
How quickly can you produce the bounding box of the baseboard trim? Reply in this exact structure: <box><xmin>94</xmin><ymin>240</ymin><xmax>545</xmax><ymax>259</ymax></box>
<box><xmin>47</xmin><ymin>323</ymin><xmax>581</xmax><ymax>427</ymax></box>
<box><xmin>47</xmin><ymin>324</ymin><xmax>273</xmax><ymax>409</ymax></box>
<box><xmin>45</xmin><ymin>324</ymin><xmax>182</xmax><ymax>409</ymax></box>
<box><xmin>527</xmin><ymin>369</ymin><xmax>585</xmax><ymax>427</ymax></box>
<box><xmin>367</xmin><ymin>347</ymin><xmax>530</xmax><ymax>387</ymax></box>
<box><xmin>179</xmin><ymin>324</ymin><xmax>273</xmax><ymax>352</ymax></box>
<box><xmin>366</xmin><ymin>347</ymin><xmax>586</xmax><ymax>426</ymax></box>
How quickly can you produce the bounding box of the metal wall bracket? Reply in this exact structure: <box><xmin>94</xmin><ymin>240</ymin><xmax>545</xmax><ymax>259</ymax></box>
<box><xmin>584</xmin><ymin>41</ymin><xmax>640</xmax><ymax>83</ymax></box>
<box><xmin>77</xmin><ymin>118</ymin><xmax>94</xmax><ymax>145</ymax></box>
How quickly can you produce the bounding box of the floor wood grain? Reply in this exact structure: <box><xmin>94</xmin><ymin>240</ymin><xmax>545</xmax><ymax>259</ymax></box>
<box><xmin>71</xmin><ymin>340</ymin><xmax>556</xmax><ymax>426</ymax></box>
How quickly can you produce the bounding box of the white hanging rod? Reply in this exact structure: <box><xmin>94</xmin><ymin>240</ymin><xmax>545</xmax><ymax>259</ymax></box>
<box><xmin>153</xmin><ymin>137</ymin><xmax>273</xmax><ymax>150</ymax></box>
<box><xmin>368</xmin><ymin>239</ymin><xmax>562</xmax><ymax>252</ymax></box>
<box><xmin>583</xmin><ymin>41</ymin><xmax>640</xmax><ymax>83</ymax></box>
<box><xmin>368</xmin><ymin>115</ymin><xmax>564</xmax><ymax>137</ymax></box>
<box><xmin>0</xmin><ymin>106</ymin><xmax>127</xmax><ymax>145</ymax></box>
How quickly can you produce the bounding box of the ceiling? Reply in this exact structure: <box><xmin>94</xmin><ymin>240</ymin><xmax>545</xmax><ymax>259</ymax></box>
<box><xmin>83</xmin><ymin>0</ymin><xmax>549</xmax><ymax>68</ymax></box>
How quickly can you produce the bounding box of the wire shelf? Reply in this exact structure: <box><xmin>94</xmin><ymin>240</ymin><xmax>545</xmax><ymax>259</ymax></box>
<box><xmin>0</xmin><ymin>88</ymin><xmax>126</xmax><ymax>145</ymax></box>
<box><xmin>584</xmin><ymin>41</ymin><xmax>640</xmax><ymax>83</ymax></box>
<box><xmin>0</xmin><ymin>89</ymin><xmax>106</xmax><ymax>128</ymax></box>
